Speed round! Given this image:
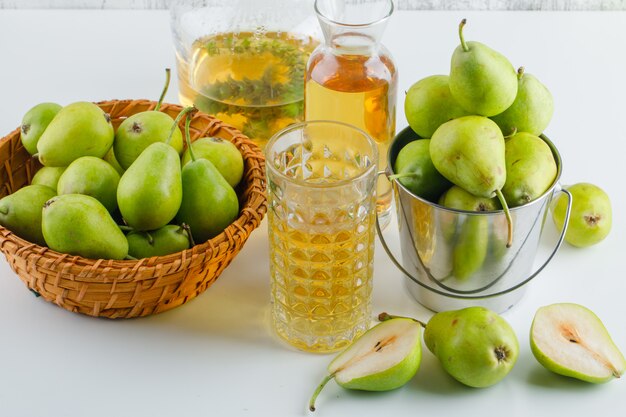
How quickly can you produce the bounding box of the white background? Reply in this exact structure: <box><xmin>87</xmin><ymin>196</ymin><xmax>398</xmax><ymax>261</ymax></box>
<box><xmin>0</xmin><ymin>0</ymin><xmax>623</xmax><ymax>10</ymax></box>
<box><xmin>0</xmin><ymin>8</ymin><xmax>625</xmax><ymax>417</ymax></box>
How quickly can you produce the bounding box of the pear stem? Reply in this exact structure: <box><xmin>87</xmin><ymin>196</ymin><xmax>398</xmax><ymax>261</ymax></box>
<box><xmin>145</xmin><ymin>231</ymin><xmax>154</xmax><ymax>246</ymax></box>
<box><xmin>378</xmin><ymin>312</ymin><xmax>427</xmax><ymax>328</ymax></box>
<box><xmin>184</xmin><ymin>112</ymin><xmax>197</xmax><ymax>162</ymax></box>
<box><xmin>155</xmin><ymin>68</ymin><xmax>171</xmax><ymax>112</ymax></box>
<box><xmin>309</xmin><ymin>374</ymin><xmax>335</xmax><ymax>412</ymax></box>
<box><xmin>517</xmin><ymin>66</ymin><xmax>525</xmax><ymax>80</ymax></box>
<box><xmin>166</xmin><ymin>106</ymin><xmax>196</xmax><ymax>145</ymax></box>
<box><xmin>118</xmin><ymin>225</ymin><xmax>133</xmax><ymax>232</ymax></box>
<box><xmin>125</xmin><ymin>254</ymin><xmax>138</xmax><ymax>261</ymax></box>
<box><xmin>459</xmin><ymin>18</ymin><xmax>469</xmax><ymax>52</ymax></box>
<box><xmin>181</xmin><ymin>223</ymin><xmax>196</xmax><ymax>247</ymax></box>
<box><xmin>495</xmin><ymin>189</ymin><xmax>513</xmax><ymax>248</ymax></box>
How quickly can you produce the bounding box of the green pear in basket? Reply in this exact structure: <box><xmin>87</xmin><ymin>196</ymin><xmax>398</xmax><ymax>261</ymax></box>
<box><xmin>117</xmin><ymin>107</ymin><xmax>191</xmax><ymax>232</ymax></box>
<box><xmin>0</xmin><ymin>184</ymin><xmax>56</xmax><ymax>246</ymax></box>
<box><xmin>114</xmin><ymin>69</ymin><xmax>184</xmax><ymax>169</ymax></box>
<box><xmin>181</xmin><ymin>137</ymin><xmax>244</xmax><ymax>188</ymax></box>
<box><xmin>530</xmin><ymin>303</ymin><xmax>625</xmax><ymax>383</ymax></box>
<box><xmin>37</xmin><ymin>101</ymin><xmax>114</xmax><ymax>167</ymax></box>
<box><xmin>502</xmin><ymin>132</ymin><xmax>556</xmax><ymax>207</ymax></box>
<box><xmin>42</xmin><ymin>194</ymin><xmax>128</xmax><ymax>260</ymax></box>
<box><xmin>20</xmin><ymin>102</ymin><xmax>62</xmax><ymax>155</ymax></box>
<box><xmin>491</xmin><ymin>67</ymin><xmax>554</xmax><ymax>136</ymax></box>
<box><xmin>440</xmin><ymin>186</ymin><xmax>500</xmax><ymax>280</ymax></box>
<box><xmin>103</xmin><ymin>147</ymin><xmax>125</xmax><ymax>176</ymax></box>
<box><xmin>126</xmin><ymin>224</ymin><xmax>193</xmax><ymax>259</ymax></box>
<box><xmin>404</xmin><ymin>75</ymin><xmax>470</xmax><ymax>138</ymax></box>
<box><xmin>391</xmin><ymin>139</ymin><xmax>451</xmax><ymax>202</ymax></box>
<box><xmin>176</xmin><ymin>110</ymin><xmax>239</xmax><ymax>243</ymax></box>
<box><xmin>31</xmin><ymin>166</ymin><xmax>66</xmax><ymax>191</ymax></box>
<box><xmin>449</xmin><ymin>19</ymin><xmax>518</xmax><ymax>117</ymax></box>
<box><xmin>430</xmin><ymin>115</ymin><xmax>513</xmax><ymax>247</ymax></box>
<box><xmin>308</xmin><ymin>317</ymin><xmax>422</xmax><ymax>412</ymax></box>
<box><xmin>57</xmin><ymin>156</ymin><xmax>120</xmax><ymax>213</ymax></box>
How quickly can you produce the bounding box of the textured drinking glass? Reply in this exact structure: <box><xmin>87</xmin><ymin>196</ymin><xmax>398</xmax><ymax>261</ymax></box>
<box><xmin>266</xmin><ymin>121</ymin><xmax>378</xmax><ymax>353</ymax></box>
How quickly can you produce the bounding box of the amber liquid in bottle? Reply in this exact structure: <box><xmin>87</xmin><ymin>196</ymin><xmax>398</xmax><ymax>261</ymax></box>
<box><xmin>305</xmin><ymin>48</ymin><xmax>397</xmax><ymax>222</ymax></box>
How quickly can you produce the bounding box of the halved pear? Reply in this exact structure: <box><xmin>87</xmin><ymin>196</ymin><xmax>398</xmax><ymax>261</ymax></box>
<box><xmin>530</xmin><ymin>303</ymin><xmax>626</xmax><ymax>383</ymax></box>
<box><xmin>309</xmin><ymin>318</ymin><xmax>422</xmax><ymax>412</ymax></box>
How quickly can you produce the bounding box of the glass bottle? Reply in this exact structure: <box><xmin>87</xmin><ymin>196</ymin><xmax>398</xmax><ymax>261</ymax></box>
<box><xmin>170</xmin><ymin>0</ymin><xmax>320</xmax><ymax>149</ymax></box>
<box><xmin>304</xmin><ymin>0</ymin><xmax>397</xmax><ymax>228</ymax></box>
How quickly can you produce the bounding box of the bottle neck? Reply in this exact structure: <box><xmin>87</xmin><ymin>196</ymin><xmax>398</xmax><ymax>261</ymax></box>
<box><xmin>314</xmin><ymin>0</ymin><xmax>392</xmax><ymax>55</ymax></box>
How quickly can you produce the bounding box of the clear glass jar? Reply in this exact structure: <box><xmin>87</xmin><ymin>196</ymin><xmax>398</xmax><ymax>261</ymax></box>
<box><xmin>304</xmin><ymin>0</ymin><xmax>397</xmax><ymax>229</ymax></box>
<box><xmin>170</xmin><ymin>0</ymin><xmax>321</xmax><ymax>149</ymax></box>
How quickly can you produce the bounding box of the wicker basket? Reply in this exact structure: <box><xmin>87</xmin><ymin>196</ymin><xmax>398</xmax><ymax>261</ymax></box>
<box><xmin>0</xmin><ymin>99</ymin><xmax>267</xmax><ymax>318</ymax></box>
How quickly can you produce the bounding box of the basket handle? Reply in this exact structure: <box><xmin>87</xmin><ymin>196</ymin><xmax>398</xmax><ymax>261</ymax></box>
<box><xmin>375</xmin><ymin>171</ymin><xmax>573</xmax><ymax>300</ymax></box>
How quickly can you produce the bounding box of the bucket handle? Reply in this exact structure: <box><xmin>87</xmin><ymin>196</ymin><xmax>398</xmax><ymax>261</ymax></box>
<box><xmin>375</xmin><ymin>171</ymin><xmax>574</xmax><ymax>300</ymax></box>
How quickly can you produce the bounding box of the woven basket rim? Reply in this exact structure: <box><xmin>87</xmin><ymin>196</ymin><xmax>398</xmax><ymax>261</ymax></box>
<box><xmin>0</xmin><ymin>99</ymin><xmax>267</xmax><ymax>273</ymax></box>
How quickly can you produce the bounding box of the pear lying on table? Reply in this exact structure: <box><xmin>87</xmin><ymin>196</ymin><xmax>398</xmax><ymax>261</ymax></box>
<box><xmin>423</xmin><ymin>307</ymin><xmax>519</xmax><ymax>387</ymax></box>
<box><xmin>308</xmin><ymin>318</ymin><xmax>422</xmax><ymax>412</ymax></box>
<box><xmin>530</xmin><ymin>303</ymin><xmax>625</xmax><ymax>383</ymax></box>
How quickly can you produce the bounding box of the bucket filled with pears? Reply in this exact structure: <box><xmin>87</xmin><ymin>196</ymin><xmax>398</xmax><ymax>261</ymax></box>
<box><xmin>0</xmin><ymin>70</ymin><xmax>266</xmax><ymax>318</ymax></box>
<box><xmin>381</xmin><ymin>20</ymin><xmax>573</xmax><ymax>313</ymax></box>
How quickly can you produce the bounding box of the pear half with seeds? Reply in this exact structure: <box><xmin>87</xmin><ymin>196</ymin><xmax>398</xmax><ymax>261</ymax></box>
<box><xmin>309</xmin><ymin>318</ymin><xmax>422</xmax><ymax>412</ymax></box>
<box><xmin>530</xmin><ymin>303</ymin><xmax>626</xmax><ymax>383</ymax></box>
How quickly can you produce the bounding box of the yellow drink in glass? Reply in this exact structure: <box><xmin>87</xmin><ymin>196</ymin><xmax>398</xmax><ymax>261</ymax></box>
<box><xmin>266</xmin><ymin>121</ymin><xmax>378</xmax><ymax>353</ymax></box>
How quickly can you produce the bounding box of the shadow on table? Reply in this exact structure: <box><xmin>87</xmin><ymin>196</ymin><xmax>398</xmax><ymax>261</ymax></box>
<box><xmin>127</xmin><ymin>232</ymin><xmax>276</xmax><ymax>347</ymax></box>
<box><xmin>526</xmin><ymin>365</ymin><xmax>602</xmax><ymax>391</ymax></box>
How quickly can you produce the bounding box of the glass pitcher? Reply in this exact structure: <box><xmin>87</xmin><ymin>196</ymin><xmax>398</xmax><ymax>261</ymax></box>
<box><xmin>304</xmin><ymin>0</ymin><xmax>398</xmax><ymax>228</ymax></box>
<box><xmin>170</xmin><ymin>0</ymin><xmax>320</xmax><ymax>149</ymax></box>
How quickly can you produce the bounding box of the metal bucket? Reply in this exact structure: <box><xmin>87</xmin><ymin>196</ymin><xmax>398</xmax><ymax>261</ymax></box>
<box><xmin>377</xmin><ymin>127</ymin><xmax>572</xmax><ymax>313</ymax></box>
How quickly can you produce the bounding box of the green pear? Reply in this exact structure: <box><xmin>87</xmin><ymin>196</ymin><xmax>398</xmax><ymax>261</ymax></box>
<box><xmin>57</xmin><ymin>156</ymin><xmax>121</xmax><ymax>213</ymax></box>
<box><xmin>117</xmin><ymin>142</ymin><xmax>182</xmax><ymax>231</ymax></box>
<box><xmin>424</xmin><ymin>306</ymin><xmax>519</xmax><ymax>388</ymax></box>
<box><xmin>391</xmin><ymin>139</ymin><xmax>451</xmax><ymax>202</ymax></box>
<box><xmin>32</xmin><ymin>166</ymin><xmax>66</xmax><ymax>191</ymax></box>
<box><xmin>453</xmin><ymin>217</ymin><xmax>488</xmax><ymax>280</ymax></box>
<box><xmin>20</xmin><ymin>102</ymin><xmax>62</xmax><ymax>155</ymax></box>
<box><xmin>103</xmin><ymin>147</ymin><xmax>125</xmax><ymax>176</ymax></box>
<box><xmin>440</xmin><ymin>186</ymin><xmax>497</xmax><ymax>280</ymax></box>
<box><xmin>404</xmin><ymin>75</ymin><xmax>470</xmax><ymax>138</ymax></box>
<box><xmin>42</xmin><ymin>194</ymin><xmax>128</xmax><ymax>260</ymax></box>
<box><xmin>176</xmin><ymin>115</ymin><xmax>239</xmax><ymax>243</ymax></box>
<box><xmin>37</xmin><ymin>101</ymin><xmax>114</xmax><ymax>167</ymax></box>
<box><xmin>0</xmin><ymin>185</ymin><xmax>56</xmax><ymax>245</ymax></box>
<box><xmin>530</xmin><ymin>303</ymin><xmax>625</xmax><ymax>383</ymax></box>
<box><xmin>491</xmin><ymin>67</ymin><xmax>554</xmax><ymax>136</ymax></box>
<box><xmin>502</xmin><ymin>132</ymin><xmax>556</xmax><ymax>207</ymax></box>
<box><xmin>114</xmin><ymin>69</ymin><xmax>183</xmax><ymax>169</ymax></box>
<box><xmin>552</xmin><ymin>183</ymin><xmax>611</xmax><ymax>248</ymax></box>
<box><xmin>430</xmin><ymin>115</ymin><xmax>513</xmax><ymax>246</ymax></box>
<box><xmin>308</xmin><ymin>318</ymin><xmax>422</xmax><ymax>412</ymax></box>
<box><xmin>126</xmin><ymin>224</ymin><xmax>192</xmax><ymax>259</ymax></box>
<box><xmin>181</xmin><ymin>137</ymin><xmax>244</xmax><ymax>188</ymax></box>
<box><xmin>440</xmin><ymin>185</ymin><xmax>501</xmax><ymax>212</ymax></box>
<box><xmin>449</xmin><ymin>19</ymin><xmax>518</xmax><ymax>117</ymax></box>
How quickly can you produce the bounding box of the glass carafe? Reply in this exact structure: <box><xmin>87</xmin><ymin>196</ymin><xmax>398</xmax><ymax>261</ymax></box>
<box><xmin>170</xmin><ymin>0</ymin><xmax>320</xmax><ymax>149</ymax></box>
<box><xmin>304</xmin><ymin>0</ymin><xmax>397</xmax><ymax>228</ymax></box>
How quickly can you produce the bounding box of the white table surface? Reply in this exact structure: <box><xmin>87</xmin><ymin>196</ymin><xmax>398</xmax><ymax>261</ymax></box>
<box><xmin>0</xmin><ymin>9</ymin><xmax>625</xmax><ymax>417</ymax></box>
